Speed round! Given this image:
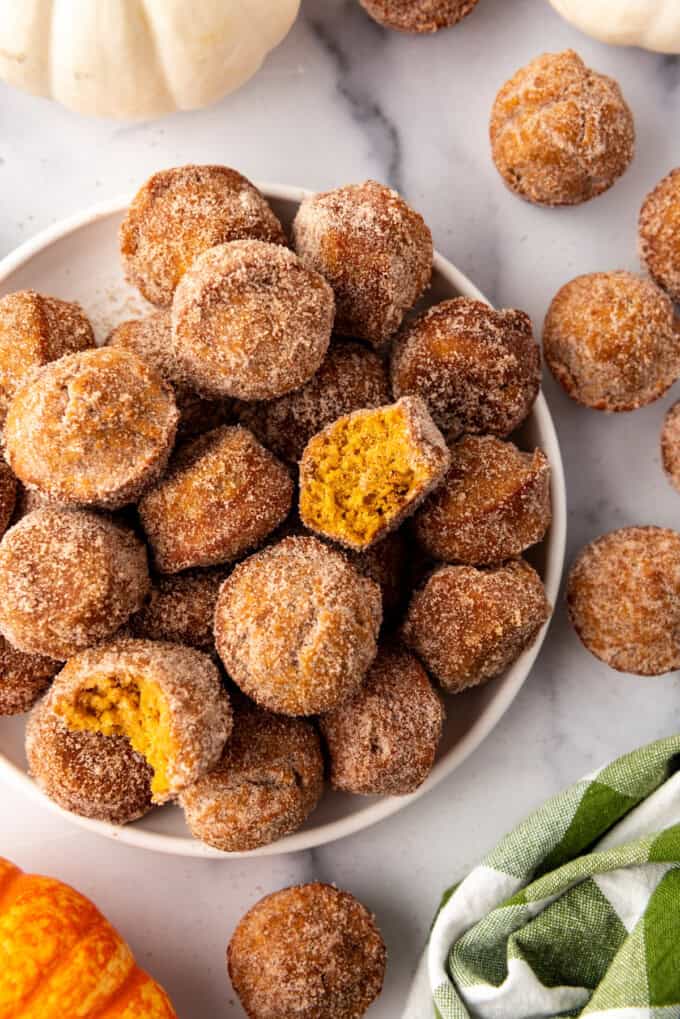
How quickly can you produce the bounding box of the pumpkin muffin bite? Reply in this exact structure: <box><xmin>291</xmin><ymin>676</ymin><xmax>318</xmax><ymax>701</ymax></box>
<box><xmin>402</xmin><ymin>559</ymin><xmax>550</xmax><ymax>693</ymax></box>
<box><xmin>0</xmin><ymin>290</ymin><xmax>95</xmax><ymax>424</ymax></box>
<box><xmin>26</xmin><ymin>700</ymin><xmax>153</xmax><ymax>824</ymax></box>
<box><xmin>392</xmin><ymin>298</ymin><xmax>540</xmax><ymax>441</ymax></box>
<box><xmin>138</xmin><ymin>425</ymin><xmax>293</xmax><ymax>573</ymax></box>
<box><xmin>236</xmin><ymin>339</ymin><xmax>391</xmax><ymax>463</ymax></box>
<box><xmin>567</xmin><ymin>526</ymin><xmax>680</xmax><ymax>676</ymax></box>
<box><xmin>320</xmin><ymin>644</ymin><xmax>444</xmax><ymax>796</ymax></box>
<box><xmin>414</xmin><ymin>435</ymin><xmax>552</xmax><ymax>565</ymax></box>
<box><xmin>543</xmin><ymin>271</ymin><xmax>680</xmax><ymax>411</ymax></box>
<box><xmin>228</xmin><ymin>883</ymin><xmax>386</xmax><ymax>1019</ymax></box>
<box><xmin>293</xmin><ymin>180</ymin><xmax>432</xmax><ymax>348</ymax></box>
<box><xmin>0</xmin><ymin>637</ymin><xmax>59</xmax><ymax>715</ymax></box>
<box><xmin>172</xmin><ymin>240</ymin><xmax>334</xmax><ymax>401</ymax></box>
<box><xmin>120</xmin><ymin>165</ymin><xmax>287</xmax><ymax>306</ymax></box>
<box><xmin>299</xmin><ymin>396</ymin><xmax>450</xmax><ymax>551</ymax></box>
<box><xmin>3</xmin><ymin>347</ymin><xmax>179</xmax><ymax>509</ymax></box>
<box><xmin>0</xmin><ymin>508</ymin><xmax>149</xmax><ymax>661</ymax></box>
<box><xmin>215</xmin><ymin>536</ymin><xmax>382</xmax><ymax>716</ymax></box>
<box><xmin>46</xmin><ymin>638</ymin><xmax>232</xmax><ymax>804</ymax></box>
<box><xmin>130</xmin><ymin>568</ymin><xmax>227</xmax><ymax>650</ymax></box>
<box><xmin>639</xmin><ymin>167</ymin><xmax>680</xmax><ymax>304</ymax></box>
<box><xmin>180</xmin><ymin>707</ymin><xmax>323</xmax><ymax>852</ymax></box>
<box><xmin>490</xmin><ymin>50</ymin><xmax>634</xmax><ymax>206</ymax></box>
<box><xmin>107</xmin><ymin>310</ymin><xmax>231</xmax><ymax>438</ymax></box>
<box><xmin>360</xmin><ymin>0</ymin><xmax>479</xmax><ymax>31</ymax></box>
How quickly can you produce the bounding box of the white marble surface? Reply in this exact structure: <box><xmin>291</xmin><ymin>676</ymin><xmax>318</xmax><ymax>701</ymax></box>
<box><xmin>1</xmin><ymin>1</ymin><xmax>680</xmax><ymax>1016</ymax></box>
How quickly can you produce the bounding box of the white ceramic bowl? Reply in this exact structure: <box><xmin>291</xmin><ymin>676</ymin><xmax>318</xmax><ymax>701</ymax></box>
<box><xmin>0</xmin><ymin>185</ymin><xmax>566</xmax><ymax>857</ymax></box>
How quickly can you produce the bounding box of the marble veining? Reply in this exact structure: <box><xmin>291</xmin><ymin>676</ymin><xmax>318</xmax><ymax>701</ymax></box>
<box><xmin>1</xmin><ymin>0</ymin><xmax>680</xmax><ymax>1015</ymax></box>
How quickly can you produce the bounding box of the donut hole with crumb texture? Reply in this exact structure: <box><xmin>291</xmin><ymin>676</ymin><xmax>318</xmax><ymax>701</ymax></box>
<box><xmin>227</xmin><ymin>883</ymin><xmax>386</xmax><ymax>1019</ymax></box>
<box><xmin>639</xmin><ymin>167</ymin><xmax>680</xmax><ymax>305</ymax></box>
<box><xmin>490</xmin><ymin>50</ymin><xmax>635</xmax><ymax>207</ymax></box>
<box><xmin>180</xmin><ymin>708</ymin><xmax>324</xmax><ymax>852</ymax></box>
<box><xmin>0</xmin><ymin>290</ymin><xmax>95</xmax><ymax>423</ymax></box>
<box><xmin>48</xmin><ymin>639</ymin><xmax>232</xmax><ymax>803</ymax></box>
<box><xmin>543</xmin><ymin>271</ymin><xmax>680</xmax><ymax>412</ymax></box>
<box><xmin>299</xmin><ymin>396</ymin><xmax>450</xmax><ymax>551</ymax></box>
<box><xmin>292</xmin><ymin>180</ymin><xmax>433</xmax><ymax>349</ymax></box>
<box><xmin>214</xmin><ymin>536</ymin><xmax>382</xmax><ymax>716</ymax></box>
<box><xmin>413</xmin><ymin>435</ymin><xmax>552</xmax><ymax>565</ymax></box>
<box><xmin>359</xmin><ymin>0</ymin><xmax>479</xmax><ymax>31</ymax></box>
<box><xmin>138</xmin><ymin>425</ymin><xmax>293</xmax><ymax>574</ymax></box>
<box><xmin>402</xmin><ymin>559</ymin><xmax>551</xmax><ymax>693</ymax></box>
<box><xmin>391</xmin><ymin>297</ymin><xmax>541</xmax><ymax>442</ymax></box>
<box><xmin>26</xmin><ymin>701</ymin><xmax>153</xmax><ymax>824</ymax></box>
<box><xmin>120</xmin><ymin>165</ymin><xmax>287</xmax><ymax>307</ymax></box>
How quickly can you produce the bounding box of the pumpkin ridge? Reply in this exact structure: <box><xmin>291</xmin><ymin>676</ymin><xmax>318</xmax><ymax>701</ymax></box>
<box><xmin>135</xmin><ymin>1</ymin><xmax>174</xmax><ymax>111</ymax></box>
<box><xmin>86</xmin><ymin>966</ymin><xmax>148</xmax><ymax>1019</ymax></box>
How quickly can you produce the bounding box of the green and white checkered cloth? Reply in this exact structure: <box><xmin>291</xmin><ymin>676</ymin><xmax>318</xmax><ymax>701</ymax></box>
<box><xmin>404</xmin><ymin>735</ymin><xmax>680</xmax><ymax>1019</ymax></box>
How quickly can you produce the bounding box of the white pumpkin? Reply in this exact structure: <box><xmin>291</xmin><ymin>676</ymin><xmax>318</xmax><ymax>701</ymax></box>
<box><xmin>0</xmin><ymin>0</ymin><xmax>300</xmax><ymax>119</ymax></box>
<box><xmin>549</xmin><ymin>0</ymin><xmax>680</xmax><ymax>53</ymax></box>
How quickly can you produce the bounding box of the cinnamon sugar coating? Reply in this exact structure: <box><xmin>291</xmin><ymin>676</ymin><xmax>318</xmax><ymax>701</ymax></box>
<box><xmin>662</xmin><ymin>402</ymin><xmax>680</xmax><ymax>494</ymax></box>
<box><xmin>360</xmin><ymin>0</ymin><xmax>479</xmax><ymax>31</ymax></box>
<box><xmin>567</xmin><ymin>526</ymin><xmax>680</xmax><ymax>676</ymax></box>
<box><xmin>0</xmin><ymin>635</ymin><xmax>58</xmax><ymax>715</ymax></box>
<box><xmin>414</xmin><ymin>435</ymin><xmax>552</xmax><ymax>565</ymax></box>
<box><xmin>402</xmin><ymin>559</ymin><xmax>550</xmax><ymax>692</ymax></box>
<box><xmin>391</xmin><ymin>298</ymin><xmax>540</xmax><ymax>441</ymax></box>
<box><xmin>293</xmin><ymin>180</ymin><xmax>432</xmax><ymax>348</ymax></box>
<box><xmin>639</xmin><ymin>167</ymin><xmax>680</xmax><ymax>304</ymax></box>
<box><xmin>215</xmin><ymin>536</ymin><xmax>382</xmax><ymax>716</ymax></box>
<box><xmin>120</xmin><ymin>165</ymin><xmax>286</xmax><ymax>307</ymax></box>
<box><xmin>0</xmin><ymin>460</ymin><xmax>16</xmax><ymax>538</ymax></box>
<box><xmin>107</xmin><ymin>311</ymin><xmax>231</xmax><ymax>438</ymax></box>
<box><xmin>139</xmin><ymin>425</ymin><xmax>293</xmax><ymax>573</ymax></box>
<box><xmin>26</xmin><ymin>700</ymin><xmax>153</xmax><ymax>824</ymax></box>
<box><xmin>130</xmin><ymin>568</ymin><xmax>227</xmax><ymax>650</ymax></box>
<box><xmin>3</xmin><ymin>347</ymin><xmax>179</xmax><ymax>509</ymax></box>
<box><xmin>0</xmin><ymin>509</ymin><xmax>150</xmax><ymax>660</ymax></box>
<box><xmin>320</xmin><ymin>644</ymin><xmax>444</xmax><ymax>796</ymax></box>
<box><xmin>180</xmin><ymin>708</ymin><xmax>323</xmax><ymax>852</ymax></box>
<box><xmin>0</xmin><ymin>290</ymin><xmax>95</xmax><ymax>423</ymax></box>
<box><xmin>543</xmin><ymin>271</ymin><xmax>680</xmax><ymax>412</ymax></box>
<box><xmin>236</xmin><ymin>339</ymin><xmax>391</xmax><ymax>463</ymax></box>
<box><xmin>348</xmin><ymin>529</ymin><xmax>408</xmax><ymax>618</ymax></box>
<box><xmin>490</xmin><ymin>50</ymin><xmax>635</xmax><ymax>207</ymax></box>
<box><xmin>172</xmin><ymin>240</ymin><xmax>334</xmax><ymax>401</ymax></box>
<box><xmin>46</xmin><ymin>638</ymin><xmax>232</xmax><ymax>803</ymax></box>
<box><xmin>228</xmin><ymin>883</ymin><xmax>386</xmax><ymax>1019</ymax></box>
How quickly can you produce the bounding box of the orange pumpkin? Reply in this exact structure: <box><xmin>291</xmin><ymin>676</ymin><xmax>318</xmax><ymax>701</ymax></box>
<box><xmin>0</xmin><ymin>857</ymin><xmax>177</xmax><ymax>1019</ymax></box>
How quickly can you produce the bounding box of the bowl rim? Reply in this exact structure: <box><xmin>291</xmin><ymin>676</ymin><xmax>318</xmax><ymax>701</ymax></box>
<box><xmin>0</xmin><ymin>185</ymin><xmax>567</xmax><ymax>858</ymax></box>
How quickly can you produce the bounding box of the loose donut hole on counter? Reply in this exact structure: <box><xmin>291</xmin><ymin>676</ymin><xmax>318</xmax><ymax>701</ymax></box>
<box><xmin>56</xmin><ymin>674</ymin><xmax>174</xmax><ymax>802</ymax></box>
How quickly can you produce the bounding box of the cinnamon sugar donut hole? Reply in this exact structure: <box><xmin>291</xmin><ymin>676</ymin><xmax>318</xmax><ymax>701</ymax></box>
<box><xmin>391</xmin><ymin>298</ymin><xmax>540</xmax><ymax>441</ymax></box>
<box><xmin>402</xmin><ymin>559</ymin><xmax>550</xmax><ymax>693</ymax></box>
<box><xmin>0</xmin><ymin>509</ymin><xmax>149</xmax><ymax>661</ymax></box>
<box><xmin>26</xmin><ymin>701</ymin><xmax>153</xmax><ymax>824</ymax></box>
<box><xmin>180</xmin><ymin>708</ymin><xmax>323</xmax><ymax>852</ymax></box>
<box><xmin>228</xmin><ymin>883</ymin><xmax>386</xmax><ymax>1019</ymax></box>
<box><xmin>414</xmin><ymin>436</ymin><xmax>552</xmax><ymax>565</ymax></box>
<box><xmin>236</xmin><ymin>339</ymin><xmax>391</xmax><ymax>463</ymax></box>
<box><xmin>0</xmin><ymin>461</ymin><xmax>16</xmax><ymax>538</ymax></box>
<box><xmin>567</xmin><ymin>526</ymin><xmax>680</xmax><ymax>676</ymax></box>
<box><xmin>360</xmin><ymin>0</ymin><xmax>479</xmax><ymax>32</ymax></box>
<box><xmin>138</xmin><ymin>425</ymin><xmax>293</xmax><ymax>574</ymax></box>
<box><xmin>490</xmin><ymin>50</ymin><xmax>635</xmax><ymax>207</ymax></box>
<box><xmin>0</xmin><ymin>636</ymin><xmax>58</xmax><ymax>715</ymax></box>
<box><xmin>293</xmin><ymin>180</ymin><xmax>433</xmax><ymax>348</ymax></box>
<box><xmin>3</xmin><ymin>347</ymin><xmax>179</xmax><ymax>510</ymax></box>
<box><xmin>320</xmin><ymin>644</ymin><xmax>444</xmax><ymax>796</ymax></box>
<box><xmin>172</xmin><ymin>240</ymin><xmax>334</xmax><ymax>401</ymax></box>
<box><xmin>639</xmin><ymin>167</ymin><xmax>680</xmax><ymax>304</ymax></box>
<box><xmin>349</xmin><ymin>529</ymin><xmax>408</xmax><ymax>618</ymax></box>
<box><xmin>543</xmin><ymin>271</ymin><xmax>680</xmax><ymax>412</ymax></box>
<box><xmin>0</xmin><ymin>290</ymin><xmax>94</xmax><ymax>423</ymax></box>
<box><xmin>120</xmin><ymin>165</ymin><xmax>286</xmax><ymax>307</ymax></box>
<box><xmin>107</xmin><ymin>311</ymin><xmax>231</xmax><ymax>439</ymax></box>
<box><xmin>662</xmin><ymin>402</ymin><xmax>680</xmax><ymax>494</ymax></box>
<box><xmin>215</xmin><ymin>536</ymin><xmax>382</xmax><ymax>716</ymax></box>
<box><xmin>130</xmin><ymin>568</ymin><xmax>227</xmax><ymax>651</ymax></box>
<box><xmin>46</xmin><ymin>638</ymin><xmax>232</xmax><ymax>804</ymax></box>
